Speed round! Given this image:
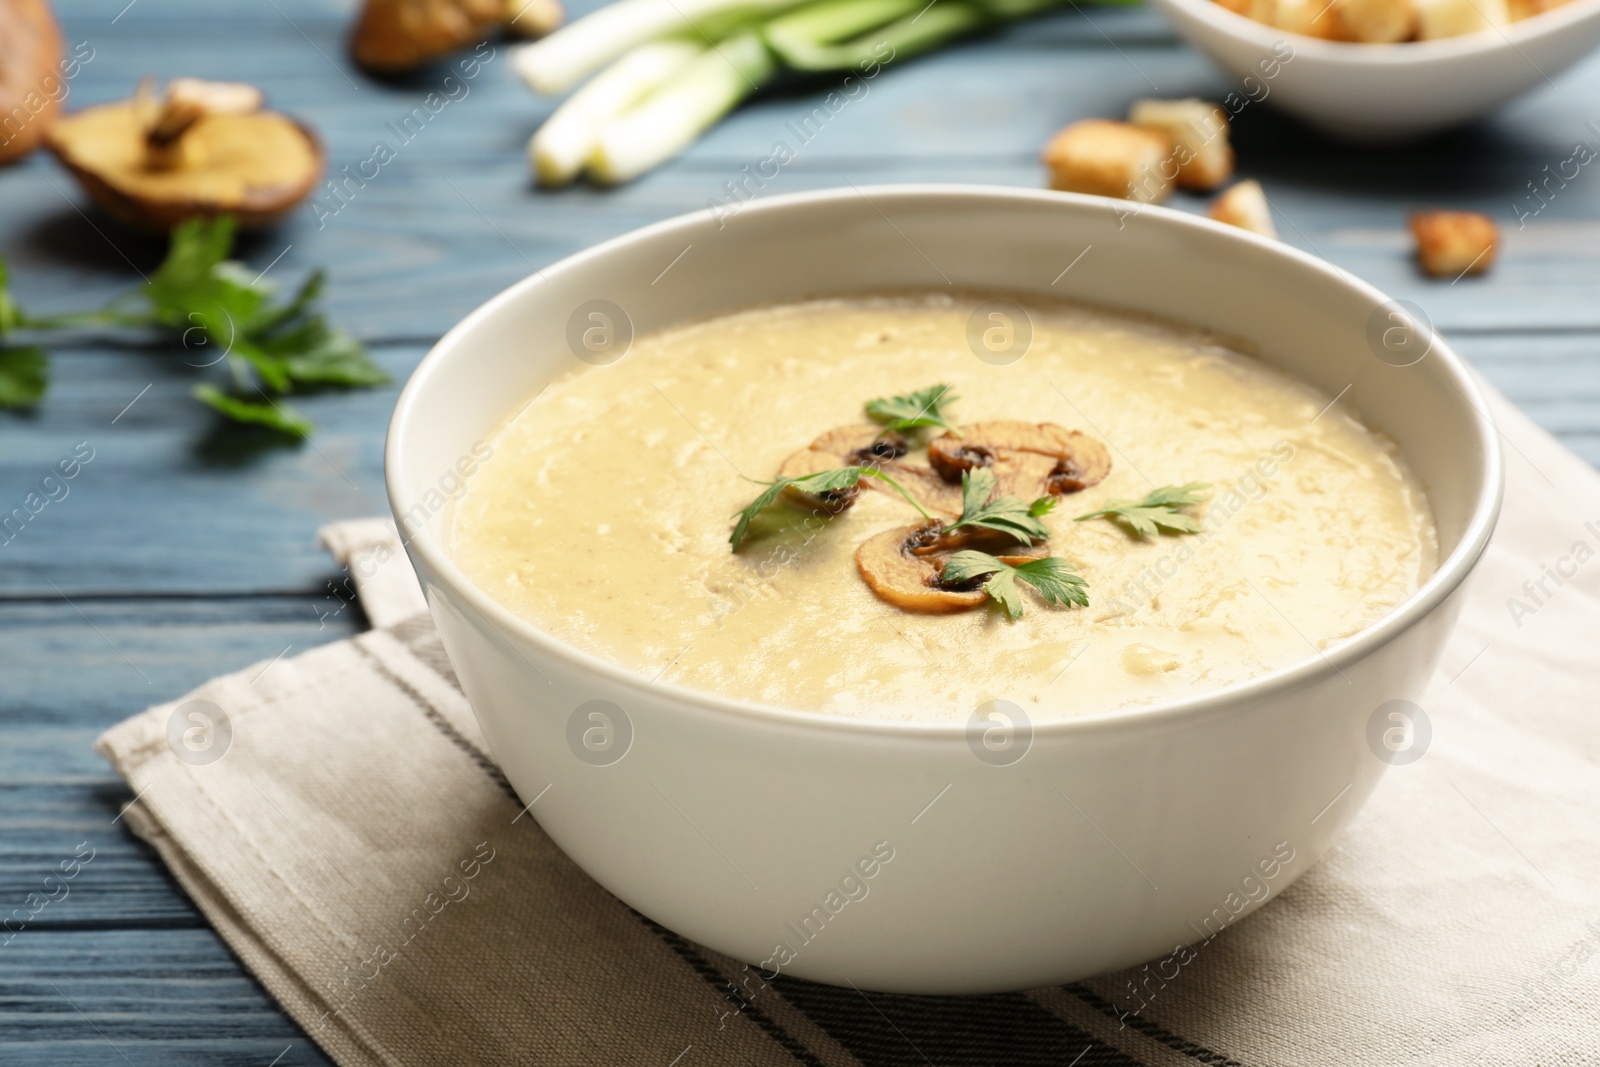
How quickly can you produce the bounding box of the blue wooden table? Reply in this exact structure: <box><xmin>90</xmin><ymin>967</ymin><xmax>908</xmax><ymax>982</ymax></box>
<box><xmin>3</xmin><ymin>0</ymin><xmax>1598</xmax><ymax>1061</ymax></box>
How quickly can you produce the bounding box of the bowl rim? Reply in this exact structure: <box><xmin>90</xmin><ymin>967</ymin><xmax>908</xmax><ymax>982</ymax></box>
<box><xmin>386</xmin><ymin>183</ymin><xmax>1505</xmax><ymax>740</ymax></box>
<box><xmin>1154</xmin><ymin>0</ymin><xmax>1600</xmax><ymax>66</ymax></box>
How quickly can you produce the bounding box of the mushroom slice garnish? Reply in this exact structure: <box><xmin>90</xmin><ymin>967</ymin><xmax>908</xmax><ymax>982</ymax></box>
<box><xmin>805</xmin><ymin>425</ymin><xmax>966</xmax><ymax>514</ymax></box>
<box><xmin>928</xmin><ymin>420</ymin><xmax>1112</xmax><ymax>498</ymax></box>
<box><xmin>875</xmin><ymin>461</ymin><xmax>963</xmax><ymax>516</ymax></box>
<box><xmin>808</xmin><ymin>424</ymin><xmax>909</xmax><ymax>466</ymax></box>
<box><xmin>777</xmin><ymin>425</ymin><xmax>931</xmax><ymax>513</ymax></box>
<box><xmin>904</xmin><ymin>521</ymin><xmax>1047</xmax><ymax>558</ymax></box>
<box><xmin>776</xmin><ymin>446</ymin><xmax>862</xmax><ymax>513</ymax></box>
<box><xmin>855</xmin><ymin>523</ymin><xmax>1045</xmax><ymax>614</ymax></box>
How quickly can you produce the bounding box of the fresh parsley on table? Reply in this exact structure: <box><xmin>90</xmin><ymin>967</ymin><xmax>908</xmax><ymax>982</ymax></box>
<box><xmin>0</xmin><ymin>216</ymin><xmax>384</xmax><ymax>438</ymax></box>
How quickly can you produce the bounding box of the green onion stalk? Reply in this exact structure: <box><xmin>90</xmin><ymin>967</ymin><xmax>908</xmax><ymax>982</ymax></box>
<box><xmin>516</xmin><ymin>0</ymin><xmax>1127</xmax><ymax>187</ymax></box>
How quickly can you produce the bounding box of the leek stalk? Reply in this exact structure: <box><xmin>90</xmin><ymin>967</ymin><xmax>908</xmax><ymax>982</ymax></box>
<box><xmin>588</xmin><ymin>31</ymin><xmax>778</xmax><ymax>185</ymax></box>
<box><xmin>530</xmin><ymin>39</ymin><xmax>704</xmax><ymax>185</ymax></box>
<box><xmin>512</xmin><ymin>0</ymin><xmax>805</xmax><ymax>94</ymax></box>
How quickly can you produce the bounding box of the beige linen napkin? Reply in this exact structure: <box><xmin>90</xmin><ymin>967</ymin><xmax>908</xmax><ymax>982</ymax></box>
<box><xmin>99</xmin><ymin>383</ymin><xmax>1600</xmax><ymax>1067</ymax></box>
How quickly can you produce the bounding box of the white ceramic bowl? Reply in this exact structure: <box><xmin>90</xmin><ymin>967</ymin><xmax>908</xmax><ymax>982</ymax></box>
<box><xmin>386</xmin><ymin>186</ymin><xmax>1501</xmax><ymax>994</ymax></box>
<box><xmin>1154</xmin><ymin>0</ymin><xmax>1600</xmax><ymax>140</ymax></box>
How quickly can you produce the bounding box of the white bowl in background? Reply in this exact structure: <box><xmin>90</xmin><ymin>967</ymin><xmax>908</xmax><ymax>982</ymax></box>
<box><xmin>1154</xmin><ymin>0</ymin><xmax>1600</xmax><ymax>140</ymax></box>
<box><xmin>386</xmin><ymin>186</ymin><xmax>1502</xmax><ymax>993</ymax></box>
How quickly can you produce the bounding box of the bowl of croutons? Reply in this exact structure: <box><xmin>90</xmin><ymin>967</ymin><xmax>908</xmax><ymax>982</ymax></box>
<box><xmin>1154</xmin><ymin>0</ymin><xmax>1600</xmax><ymax>139</ymax></box>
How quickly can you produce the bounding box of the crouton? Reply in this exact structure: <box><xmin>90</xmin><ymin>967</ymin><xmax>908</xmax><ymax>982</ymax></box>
<box><xmin>1209</xmin><ymin>181</ymin><xmax>1278</xmax><ymax>239</ymax></box>
<box><xmin>1410</xmin><ymin>211</ymin><xmax>1497</xmax><ymax>277</ymax></box>
<box><xmin>1338</xmin><ymin>0</ymin><xmax>1418</xmax><ymax>40</ymax></box>
<box><xmin>1130</xmin><ymin>98</ymin><xmax>1234</xmax><ymax>191</ymax></box>
<box><xmin>1507</xmin><ymin>0</ymin><xmax>1564</xmax><ymax>19</ymax></box>
<box><xmin>1264</xmin><ymin>0</ymin><xmax>1352</xmax><ymax>37</ymax></box>
<box><xmin>1042</xmin><ymin>120</ymin><xmax>1175</xmax><ymax>203</ymax></box>
<box><xmin>1414</xmin><ymin>0</ymin><xmax>1508</xmax><ymax>38</ymax></box>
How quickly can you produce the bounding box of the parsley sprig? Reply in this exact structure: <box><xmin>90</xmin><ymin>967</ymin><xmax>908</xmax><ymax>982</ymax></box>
<box><xmin>943</xmin><ymin>468</ymin><xmax>1054</xmax><ymax>544</ymax></box>
<box><xmin>865</xmin><ymin>382</ymin><xmax>961</xmax><ymax>436</ymax></box>
<box><xmin>941</xmin><ymin>550</ymin><xmax>1089</xmax><ymax>620</ymax></box>
<box><xmin>1074</xmin><ymin>483</ymin><xmax>1211</xmax><ymax>538</ymax></box>
<box><xmin>730</xmin><ymin>466</ymin><xmax>932</xmax><ymax>550</ymax></box>
<box><xmin>0</xmin><ymin>216</ymin><xmax>384</xmax><ymax>437</ymax></box>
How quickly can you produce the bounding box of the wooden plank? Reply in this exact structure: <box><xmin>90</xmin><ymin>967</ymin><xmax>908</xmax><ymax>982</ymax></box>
<box><xmin>0</xmin><ymin>928</ymin><xmax>333</xmax><ymax>1066</ymax></box>
<box><xmin>0</xmin><ymin>598</ymin><xmax>364</xmax><ymax>928</ymax></box>
<box><xmin>0</xmin><ymin>597</ymin><xmax>362</xmax><ymax>736</ymax></box>
<box><xmin>0</xmin><ymin>784</ymin><xmax>202</xmax><ymax>928</ymax></box>
<box><xmin>0</xmin><ymin>346</ymin><xmax>408</xmax><ymax>596</ymax></box>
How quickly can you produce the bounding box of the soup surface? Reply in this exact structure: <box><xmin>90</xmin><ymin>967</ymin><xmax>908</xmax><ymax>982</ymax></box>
<box><xmin>450</xmin><ymin>294</ymin><xmax>1436</xmax><ymax>721</ymax></box>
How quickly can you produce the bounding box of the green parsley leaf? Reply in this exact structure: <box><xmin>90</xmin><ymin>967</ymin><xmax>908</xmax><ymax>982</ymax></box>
<box><xmin>941</xmin><ymin>550</ymin><xmax>1089</xmax><ymax>621</ymax></box>
<box><xmin>253</xmin><ymin>268</ymin><xmax>325</xmax><ymax>333</ymax></box>
<box><xmin>730</xmin><ymin>465</ymin><xmax>933</xmax><ymax>550</ymax></box>
<box><xmin>0</xmin><ymin>258</ymin><xmax>22</xmax><ymax>334</ymax></box>
<box><xmin>0</xmin><ymin>217</ymin><xmax>378</xmax><ymax>436</ymax></box>
<box><xmin>730</xmin><ymin>467</ymin><xmax>863</xmax><ymax>550</ymax></box>
<box><xmin>1074</xmin><ymin>483</ymin><xmax>1212</xmax><ymax>538</ymax></box>
<box><xmin>278</xmin><ymin>326</ymin><xmax>388</xmax><ymax>387</ymax></box>
<box><xmin>146</xmin><ymin>219</ymin><xmax>383</xmax><ymax>419</ymax></box>
<box><xmin>0</xmin><ymin>346</ymin><xmax>48</xmax><ymax>408</ymax></box>
<box><xmin>145</xmin><ymin>217</ymin><xmax>266</xmax><ymax>333</ymax></box>
<box><xmin>1011</xmin><ymin>556</ymin><xmax>1091</xmax><ymax>608</ymax></box>
<box><xmin>865</xmin><ymin>383</ymin><xmax>960</xmax><ymax>435</ymax></box>
<box><xmin>942</xmin><ymin>468</ymin><xmax>1053</xmax><ymax>545</ymax></box>
<box><xmin>193</xmin><ymin>384</ymin><xmax>313</xmax><ymax>438</ymax></box>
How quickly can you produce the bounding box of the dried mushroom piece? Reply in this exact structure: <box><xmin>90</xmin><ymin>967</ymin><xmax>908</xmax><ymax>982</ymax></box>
<box><xmin>855</xmin><ymin>523</ymin><xmax>1046</xmax><ymax>614</ymax></box>
<box><xmin>504</xmin><ymin>0</ymin><xmax>564</xmax><ymax>38</ymax></box>
<box><xmin>350</xmin><ymin>0</ymin><xmax>505</xmax><ymax>73</ymax></box>
<box><xmin>142</xmin><ymin>78</ymin><xmax>264</xmax><ymax>169</ymax></box>
<box><xmin>0</xmin><ymin>0</ymin><xmax>63</xmax><ymax>165</ymax></box>
<box><xmin>45</xmin><ymin>78</ymin><xmax>323</xmax><ymax>231</ymax></box>
<box><xmin>929</xmin><ymin>421</ymin><xmax>1111</xmax><ymax>499</ymax></box>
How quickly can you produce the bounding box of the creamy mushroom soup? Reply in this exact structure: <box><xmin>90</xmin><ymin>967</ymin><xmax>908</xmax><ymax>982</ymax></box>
<box><xmin>449</xmin><ymin>294</ymin><xmax>1436</xmax><ymax>721</ymax></box>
